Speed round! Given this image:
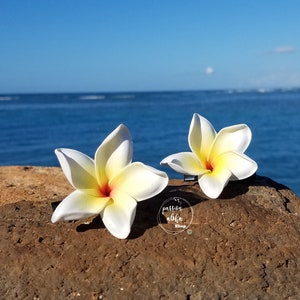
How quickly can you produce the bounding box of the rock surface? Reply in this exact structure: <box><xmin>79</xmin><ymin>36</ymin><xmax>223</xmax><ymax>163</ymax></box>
<box><xmin>0</xmin><ymin>166</ymin><xmax>300</xmax><ymax>299</ymax></box>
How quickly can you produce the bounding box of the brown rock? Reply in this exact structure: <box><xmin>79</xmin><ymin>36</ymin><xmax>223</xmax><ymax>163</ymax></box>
<box><xmin>0</xmin><ymin>166</ymin><xmax>300</xmax><ymax>299</ymax></box>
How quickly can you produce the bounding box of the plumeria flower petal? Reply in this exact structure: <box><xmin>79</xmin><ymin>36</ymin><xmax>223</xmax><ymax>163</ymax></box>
<box><xmin>198</xmin><ymin>166</ymin><xmax>232</xmax><ymax>199</ymax></box>
<box><xmin>101</xmin><ymin>189</ymin><xmax>137</xmax><ymax>239</ymax></box>
<box><xmin>52</xmin><ymin>124</ymin><xmax>168</xmax><ymax>239</ymax></box>
<box><xmin>51</xmin><ymin>190</ymin><xmax>110</xmax><ymax>222</ymax></box>
<box><xmin>188</xmin><ymin>114</ymin><xmax>216</xmax><ymax>165</ymax></box>
<box><xmin>161</xmin><ymin>113</ymin><xmax>258</xmax><ymax>199</ymax></box>
<box><xmin>55</xmin><ymin>148</ymin><xmax>99</xmax><ymax>196</ymax></box>
<box><xmin>217</xmin><ymin>151</ymin><xmax>258</xmax><ymax>180</ymax></box>
<box><xmin>209</xmin><ymin>124</ymin><xmax>252</xmax><ymax>161</ymax></box>
<box><xmin>95</xmin><ymin>124</ymin><xmax>133</xmax><ymax>188</ymax></box>
<box><xmin>160</xmin><ymin>152</ymin><xmax>208</xmax><ymax>176</ymax></box>
<box><xmin>111</xmin><ymin>162</ymin><xmax>174</xmax><ymax>201</ymax></box>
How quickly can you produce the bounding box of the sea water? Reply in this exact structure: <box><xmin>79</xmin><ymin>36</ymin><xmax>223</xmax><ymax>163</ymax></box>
<box><xmin>0</xmin><ymin>89</ymin><xmax>299</xmax><ymax>196</ymax></box>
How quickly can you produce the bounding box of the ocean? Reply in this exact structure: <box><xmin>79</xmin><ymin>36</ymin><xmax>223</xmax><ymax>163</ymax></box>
<box><xmin>0</xmin><ymin>89</ymin><xmax>299</xmax><ymax>196</ymax></box>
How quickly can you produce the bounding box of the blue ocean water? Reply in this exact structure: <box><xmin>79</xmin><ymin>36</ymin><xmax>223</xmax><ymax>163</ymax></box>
<box><xmin>0</xmin><ymin>89</ymin><xmax>299</xmax><ymax>196</ymax></box>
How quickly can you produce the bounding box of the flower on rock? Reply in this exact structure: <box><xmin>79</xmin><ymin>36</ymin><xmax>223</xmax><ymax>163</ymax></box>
<box><xmin>161</xmin><ymin>113</ymin><xmax>258</xmax><ymax>199</ymax></box>
<box><xmin>51</xmin><ymin>124</ymin><xmax>168</xmax><ymax>239</ymax></box>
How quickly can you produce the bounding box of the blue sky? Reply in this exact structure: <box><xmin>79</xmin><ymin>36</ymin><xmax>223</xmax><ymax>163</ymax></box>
<box><xmin>1</xmin><ymin>0</ymin><xmax>300</xmax><ymax>93</ymax></box>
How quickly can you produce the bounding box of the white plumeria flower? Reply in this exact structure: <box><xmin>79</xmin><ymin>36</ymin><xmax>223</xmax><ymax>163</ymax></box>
<box><xmin>161</xmin><ymin>113</ymin><xmax>258</xmax><ymax>199</ymax></box>
<box><xmin>51</xmin><ymin>124</ymin><xmax>168</xmax><ymax>239</ymax></box>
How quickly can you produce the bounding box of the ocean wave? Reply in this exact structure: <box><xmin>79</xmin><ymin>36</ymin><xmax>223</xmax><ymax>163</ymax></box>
<box><xmin>0</xmin><ymin>96</ymin><xmax>18</xmax><ymax>101</ymax></box>
<box><xmin>112</xmin><ymin>94</ymin><xmax>135</xmax><ymax>99</ymax></box>
<box><xmin>79</xmin><ymin>95</ymin><xmax>106</xmax><ymax>100</ymax></box>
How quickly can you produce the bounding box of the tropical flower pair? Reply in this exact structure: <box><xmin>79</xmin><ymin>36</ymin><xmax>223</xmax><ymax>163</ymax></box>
<box><xmin>52</xmin><ymin>114</ymin><xmax>257</xmax><ymax>239</ymax></box>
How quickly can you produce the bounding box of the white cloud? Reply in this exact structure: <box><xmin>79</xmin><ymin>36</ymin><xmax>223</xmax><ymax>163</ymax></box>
<box><xmin>259</xmin><ymin>45</ymin><xmax>296</xmax><ymax>56</ymax></box>
<box><xmin>252</xmin><ymin>71</ymin><xmax>300</xmax><ymax>87</ymax></box>
<box><xmin>205</xmin><ymin>66</ymin><xmax>214</xmax><ymax>75</ymax></box>
<box><xmin>273</xmin><ymin>45</ymin><xmax>295</xmax><ymax>54</ymax></box>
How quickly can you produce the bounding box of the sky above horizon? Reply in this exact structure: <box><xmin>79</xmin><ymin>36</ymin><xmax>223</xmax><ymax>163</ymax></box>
<box><xmin>1</xmin><ymin>1</ymin><xmax>300</xmax><ymax>93</ymax></box>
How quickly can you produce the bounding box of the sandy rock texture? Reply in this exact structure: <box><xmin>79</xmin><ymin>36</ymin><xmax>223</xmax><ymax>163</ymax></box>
<box><xmin>0</xmin><ymin>166</ymin><xmax>300</xmax><ymax>299</ymax></box>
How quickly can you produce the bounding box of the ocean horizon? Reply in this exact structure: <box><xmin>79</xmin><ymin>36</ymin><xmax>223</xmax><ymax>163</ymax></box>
<box><xmin>0</xmin><ymin>88</ymin><xmax>299</xmax><ymax>196</ymax></box>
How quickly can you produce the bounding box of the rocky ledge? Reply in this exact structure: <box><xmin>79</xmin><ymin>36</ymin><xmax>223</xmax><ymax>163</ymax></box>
<box><xmin>0</xmin><ymin>166</ymin><xmax>300</xmax><ymax>299</ymax></box>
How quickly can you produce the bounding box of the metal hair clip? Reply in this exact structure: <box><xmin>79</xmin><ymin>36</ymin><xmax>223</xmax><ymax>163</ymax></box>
<box><xmin>184</xmin><ymin>175</ymin><xmax>198</xmax><ymax>182</ymax></box>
